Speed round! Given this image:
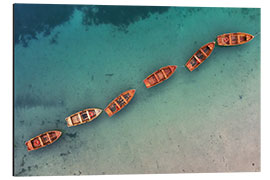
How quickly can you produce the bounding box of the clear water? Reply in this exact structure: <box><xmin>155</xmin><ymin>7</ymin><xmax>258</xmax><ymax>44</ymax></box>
<box><xmin>14</xmin><ymin>5</ymin><xmax>260</xmax><ymax>176</ymax></box>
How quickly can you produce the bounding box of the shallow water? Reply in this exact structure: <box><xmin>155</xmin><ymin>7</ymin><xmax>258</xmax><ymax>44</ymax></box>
<box><xmin>14</xmin><ymin>5</ymin><xmax>260</xmax><ymax>176</ymax></box>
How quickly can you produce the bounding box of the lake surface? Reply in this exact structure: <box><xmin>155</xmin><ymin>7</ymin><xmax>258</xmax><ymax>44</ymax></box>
<box><xmin>14</xmin><ymin>5</ymin><xmax>260</xmax><ymax>176</ymax></box>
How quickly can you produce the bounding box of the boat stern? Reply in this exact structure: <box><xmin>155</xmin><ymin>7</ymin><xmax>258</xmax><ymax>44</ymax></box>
<box><xmin>143</xmin><ymin>79</ymin><xmax>151</xmax><ymax>88</ymax></box>
<box><xmin>65</xmin><ymin>117</ymin><xmax>73</xmax><ymax>127</ymax></box>
<box><xmin>216</xmin><ymin>35</ymin><xmax>224</xmax><ymax>46</ymax></box>
<box><xmin>105</xmin><ymin>108</ymin><xmax>113</xmax><ymax>117</ymax></box>
<box><xmin>25</xmin><ymin>140</ymin><xmax>34</xmax><ymax>151</ymax></box>
<box><xmin>185</xmin><ymin>61</ymin><xmax>194</xmax><ymax>72</ymax></box>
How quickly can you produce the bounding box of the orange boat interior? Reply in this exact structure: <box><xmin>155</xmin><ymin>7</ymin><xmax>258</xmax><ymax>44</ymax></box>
<box><xmin>189</xmin><ymin>45</ymin><xmax>212</xmax><ymax>68</ymax></box>
<box><xmin>108</xmin><ymin>92</ymin><xmax>131</xmax><ymax>114</ymax></box>
<box><xmin>146</xmin><ymin>66</ymin><xmax>173</xmax><ymax>86</ymax></box>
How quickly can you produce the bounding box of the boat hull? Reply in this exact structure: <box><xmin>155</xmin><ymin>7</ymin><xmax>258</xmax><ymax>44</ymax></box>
<box><xmin>65</xmin><ymin>108</ymin><xmax>102</xmax><ymax>127</ymax></box>
<box><xmin>186</xmin><ymin>41</ymin><xmax>215</xmax><ymax>72</ymax></box>
<box><xmin>143</xmin><ymin>65</ymin><xmax>177</xmax><ymax>88</ymax></box>
<box><xmin>105</xmin><ymin>89</ymin><xmax>136</xmax><ymax>117</ymax></box>
<box><xmin>217</xmin><ymin>32</ymin><xmax>254</xmax><ymax>46</ymax></box>
<box><xmin>25</xmin><ymin>130</ymin><xmax>62</xmax><ymax>151</ymax></box>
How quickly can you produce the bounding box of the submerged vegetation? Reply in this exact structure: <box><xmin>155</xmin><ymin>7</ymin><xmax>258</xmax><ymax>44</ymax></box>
<box><xmin>80</xmin><ymin>5</ymin><xmax>169</xmax><ymax>31</ymax></box>
<box><xmin>14</xmin><ymin>4</ymin><xmax>169</xmax><ymax>47</ymax></box>
<box><xmin>14</xmin><ymin>4</ymin><xmax>75</xmax><ymax>47</ymax></box>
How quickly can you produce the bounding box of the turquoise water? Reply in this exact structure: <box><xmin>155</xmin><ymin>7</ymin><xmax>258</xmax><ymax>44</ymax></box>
<box><xmin>14</xmin><ymin>5</ymin><xmax>260</xmax><ymax>176</ymax></box>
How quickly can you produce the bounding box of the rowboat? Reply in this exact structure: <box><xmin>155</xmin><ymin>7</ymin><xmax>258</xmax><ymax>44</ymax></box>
<box><xmin>143</xmin><ymin>65</ymin><xmax>177</xmax><ymax>88</ymax></box>
<box><xmin>105</xmin><ymin>89</ymin><xmax>136</xmax><ymax>117</ymax></box>
<box><xmin>186</xmin><ymin>41</ymin><xmax>215</xmax><ymax>71</ymax></box>
<box><xmin>65</xmin><ymin>108</ymin><xmax>102</xmax><ymax>127</ymax></box>
<box><xmin>217</xmin><ymin>32</ymin><xmax>254</xmax><ymax>46</ymax></box>
<box><xmin>25</xmin><ymin>130</ymin><xmax>62</xmax><ymax>151</ymax></box>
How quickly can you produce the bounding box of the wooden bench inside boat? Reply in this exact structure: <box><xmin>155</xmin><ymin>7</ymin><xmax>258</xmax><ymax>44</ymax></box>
<box><xmin>40</xmin><ymin>134</ymin><xmax>50</xmax><ymax>145</ymax></box>
<box><xmin>116</xmin><ymin>96</ymin><xmax>126</xmax><ymax>107</ymax></box>
<box><xmin>48</xmin><ymin>132</ymin><xmax>57</xmax><ymax>141</ymax></box>
<box><xmin>109</xmin><ymin>103</ymin><xmax>118</xmax><ymax>113</ymax></box>
<box><xmin>80</xmin><ymin>111</ymin><xmax>89</xmax><ymax>122</ymax></box>
<box><xmin>71</xmin><ymin>115</ymin><xmax>81</xmax><ymax>125</ymax></box>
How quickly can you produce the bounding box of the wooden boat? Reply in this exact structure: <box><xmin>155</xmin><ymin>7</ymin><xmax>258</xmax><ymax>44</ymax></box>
<box><xmin>217</xmin><ymin>32</ymin><xmax>254</xmax><ymax>46</ymax></box>
<box><xmin>185</xmin><ymin>41</ymin><xmax>215</xmax><ymax>72</ymax></box>
<box><xmin>65</xmin><ymin>108</ymin><xmax>102</xmax><ymax>127</ymax></box>
<box><xmin>105</xmin><ymin>89</ymin><xmax>136</xmax><ymax>117</ymax></box>
<box><xmin>143</xmin><ymin>65</ymin><xmax>177</xmax><ymax>88</ymax></box>
<box><xmin>25</xmin><ymin>130</ymin><xmax>62</xmax><ymax>151</ymax></box>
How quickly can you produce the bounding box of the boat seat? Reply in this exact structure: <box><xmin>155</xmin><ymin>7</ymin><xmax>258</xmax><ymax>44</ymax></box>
<box><xmin>202</xmin><ymin>46</ymin><xmax>210</xmax><ymax>54</ymax></box>
<box><xmin>80</xmin><ymin>111</ymin><xmax>89</xmax><ymax>121</ymax></box>
<box><xmin>71</xmin><ymin>115</ymin><xmax>81</xmax><ymax>124</ymax></box>
<box><xmin>156</xmin><ymin>71</ymin><xmax>165</xmax><ymax>81</ymax></box>
<box><xmin>109</xmin><ymin>103</ymin><xmax>117</xmax><ymax>112</ymax></box>
<box><xmin>116</xmin><ymin>97</ymin><xmax>126</xmax><ymax>107</ymax></box>
<box><xmin>41</xmin><ymin>134</ymin><xmax>50</xmax><ymax>145</ymax></box>
<box><xmin>194</xmin><ymin>55</ymin><xmax>202</xmax><ymax>64</ymax></box>
<box><xmin>231</xmin><ymin>36</ymin><xmax>237</xmax><ymax>44</ymax></box>
<box><xmin>49</xmin><ymin>132</ymin><xmax>57</xmax><ymax>141</ymax></box>
<box><xmin>190</xmin><ymin>58</ymin><xmax>198</xmax><ymax>66</ymax></box>
<box><xmin>196</xmin><ymin>51</ymin><xmax>204</xmax><ymax>60</ymax></box>
<box><xmin>148</xmin><ymin>75</ymin><xmax>158</xmax><ymax>85</ymax></box>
